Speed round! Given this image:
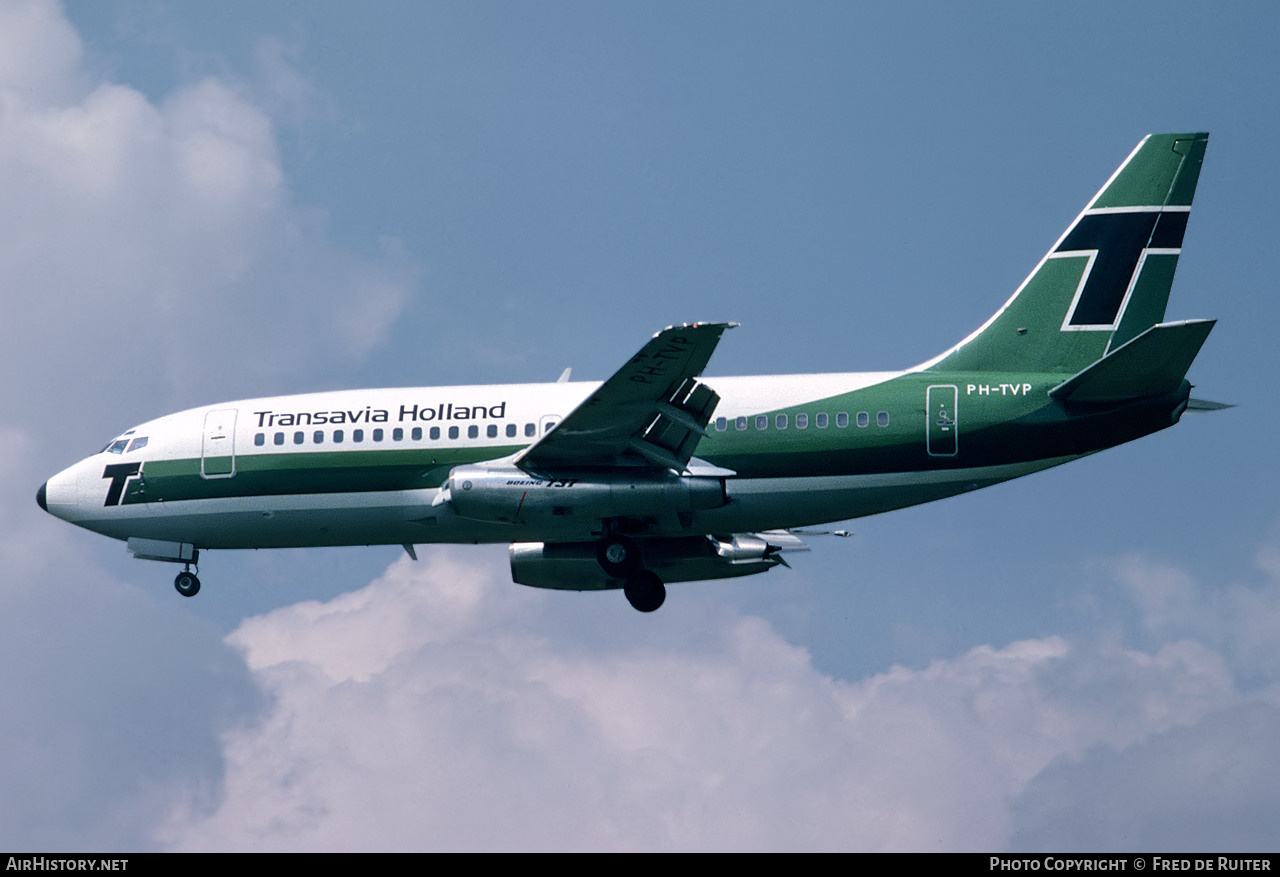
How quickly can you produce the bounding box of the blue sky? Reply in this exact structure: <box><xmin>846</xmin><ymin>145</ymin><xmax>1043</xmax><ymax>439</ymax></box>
<box><xmin>5</xmin><ymin>0</ymin><xmax>1278</xmax><ymax>851</ymax></box>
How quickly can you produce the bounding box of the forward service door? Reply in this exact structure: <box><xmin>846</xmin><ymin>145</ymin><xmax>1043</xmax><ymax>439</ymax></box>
<box><xmin>201</xmin><ymin>409</ymin><xmax>237</xmax><ymax>478</ymax></box>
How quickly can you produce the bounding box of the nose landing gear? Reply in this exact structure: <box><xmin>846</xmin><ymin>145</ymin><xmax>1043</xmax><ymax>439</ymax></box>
<box><xmin>126</xmin><ymin>540</ymin><xmax>203</xmax><ymax>598</ymax></box>
<box><xmin>174</xmin><ymin>566</ymin><xmax>201</xmax><ymax>597</ymax></box>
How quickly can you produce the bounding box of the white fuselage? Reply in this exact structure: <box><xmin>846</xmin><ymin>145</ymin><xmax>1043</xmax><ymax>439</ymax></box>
<box><xmin>39</xmin><ymin>370</ymin><xmax>1075</xmax><ymax>553</ymax></box>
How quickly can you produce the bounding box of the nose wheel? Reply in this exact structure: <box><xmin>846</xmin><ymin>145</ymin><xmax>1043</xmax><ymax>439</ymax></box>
<box><xmin>174</xmin><ymin>568</ymin><xmax>201</xmax><ymax>597</ymax></box>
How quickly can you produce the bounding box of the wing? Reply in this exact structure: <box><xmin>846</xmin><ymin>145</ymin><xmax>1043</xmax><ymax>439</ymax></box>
<box><xmin>515</xmin><ymin>322</ymin><xmax>735</xmax><ymax>474</ymax></box>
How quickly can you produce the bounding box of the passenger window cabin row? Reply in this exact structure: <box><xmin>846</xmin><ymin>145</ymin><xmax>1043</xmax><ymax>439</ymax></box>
<box><xmin>713</xmin><ymin>410</ymin><xmax>889</xmax><ymax>432</ymax></box>
<box><xmin>253</xmin><ymin>421</ymin><xmax>538</xmax><ymax>448</ymax></box>
<box><xmin>249</xmin><ymin>409</ymin><xmax>892</xmax><ymax>450</ymax></box>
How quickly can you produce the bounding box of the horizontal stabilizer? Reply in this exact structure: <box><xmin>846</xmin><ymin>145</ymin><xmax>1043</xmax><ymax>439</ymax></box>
<box><xmin>1049</xmin><ymin>319</ymin><xmax>1215</xmax><ymax>404</ymax></box>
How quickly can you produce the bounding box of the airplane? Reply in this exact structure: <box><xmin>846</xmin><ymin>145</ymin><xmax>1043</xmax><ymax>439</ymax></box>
<box><xmin>38</xmin><ymin>132</ymin><xmax>1222</xmax><ymax>612</ymax></box>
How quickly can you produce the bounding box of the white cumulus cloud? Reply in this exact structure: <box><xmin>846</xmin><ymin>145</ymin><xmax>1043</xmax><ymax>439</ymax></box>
<box><xmin>0</xmin><ymin>0</ymin><xmax>416</xmax><ymax>851</ymax></box>
<box><xmin>153</xmin><ymin>544</ymin><xmax>1270</xmax><ymax>852</ymax></box>
<box><xmin>0</xmin><ymin>0</ymin><xmax>417</xmax><ymax>446</ymax></box>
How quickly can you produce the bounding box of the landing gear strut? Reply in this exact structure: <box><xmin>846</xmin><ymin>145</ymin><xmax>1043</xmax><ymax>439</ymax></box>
<box><xmin>623</xmin><ymin>569</ymin><xmax>666</xmax><ymax>613</ymax></box>
<box><xmin>174</xmin><ymin>566</ymin><xmax>201</xmax><ymax>597</ymax></box>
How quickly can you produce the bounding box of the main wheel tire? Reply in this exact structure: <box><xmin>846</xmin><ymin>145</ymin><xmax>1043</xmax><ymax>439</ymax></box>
<box><xmin>623</xmin><ymin>570</ymin><xmax>666</xmax><ymax>613</ymax></box>
<box><xmin>174</xmin><ymin>571</ymin><xmax>201</xmax><ymax>598</ymax></box>
<box><xmin>597</xmin><ymin>536</ymin><xmax>639</xmax><ymax>577</ymax></box>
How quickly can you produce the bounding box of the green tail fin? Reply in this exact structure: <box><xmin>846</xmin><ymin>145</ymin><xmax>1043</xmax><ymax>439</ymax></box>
<box><xmin>923</xmin><ymin>133</ymin><xmax>1208</xmax><ymax>374</ymax></box>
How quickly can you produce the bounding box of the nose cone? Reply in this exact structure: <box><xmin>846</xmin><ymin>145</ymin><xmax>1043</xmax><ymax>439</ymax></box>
<box><xmin>39</xmin><ymin>463</ymin><xmax>90</xmax><ymax>526</ymax></box>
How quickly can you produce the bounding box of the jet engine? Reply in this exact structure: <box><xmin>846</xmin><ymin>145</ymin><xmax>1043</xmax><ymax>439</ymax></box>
<box><xmin>439</xmin><ymin>462</ymin><xmax>727</xmax><ymax>525</ymax></box>
<box><xmin>508</xmin><ymin>532</ymin><xmax>807</xmax><ymax>591</ymax></box>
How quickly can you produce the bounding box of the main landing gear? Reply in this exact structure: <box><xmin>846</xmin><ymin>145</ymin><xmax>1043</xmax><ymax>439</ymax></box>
<box><xmin>597</xmin><ymin>535</ymin><xmax>666</xmax><ymax>613</ymax></box>
<box><xmin>623</xmin><ymin>569</ymin><xmax>665</xmax><ymax>613</ymax></box>
<box><xmin>174</xmin><ymin>565</ymin><xmax>201</xmax><ymax>597</ymax></box>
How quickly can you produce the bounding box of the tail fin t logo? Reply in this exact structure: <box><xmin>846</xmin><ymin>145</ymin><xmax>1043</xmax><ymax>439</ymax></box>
<box><xmin>1058</xmin><ymin>208</ymin><xmax>1188</xmax><ymax>329</ymax></box>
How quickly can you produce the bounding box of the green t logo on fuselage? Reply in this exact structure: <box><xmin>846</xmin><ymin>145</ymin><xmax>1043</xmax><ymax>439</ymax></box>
<box><xmin>102</xmin><ymin>462</ymin><xmax>141</xmax><ymax>507</ymax></box>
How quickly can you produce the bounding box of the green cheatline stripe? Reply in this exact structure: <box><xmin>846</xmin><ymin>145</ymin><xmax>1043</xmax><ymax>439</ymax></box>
<box><xmin>123</xmin><ymin>444</ymin><xmax>525</xmax><ymax>504</ymax></box>
<box><xmin>123</xmin><ymin>370</ymin><xmax>1104</xmax><ymax>504</ymax></box>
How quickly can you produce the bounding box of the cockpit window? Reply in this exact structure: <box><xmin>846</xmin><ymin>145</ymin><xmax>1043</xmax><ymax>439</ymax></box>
<box><xmin>102</xmin><ymin>436</ymin><xmax>148</xmax><ymax>454</ymax></box>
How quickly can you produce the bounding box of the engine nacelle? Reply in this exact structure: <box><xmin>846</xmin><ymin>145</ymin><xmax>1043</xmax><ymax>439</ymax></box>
<box><xmin>443</xmin><ymin>462</ymin><xmax>727</xmax><ymax>525</ymax></box>
<box><xmin>509</xmin><ymin>534</ymin><xmax>790</xmax><ymax>590</ymax></box>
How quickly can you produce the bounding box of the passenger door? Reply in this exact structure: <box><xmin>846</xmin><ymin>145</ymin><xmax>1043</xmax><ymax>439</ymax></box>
<box><xmin>201</xmin><ymin>409</ymin><xmax>237</xmax><ymax>478</ymax></box>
